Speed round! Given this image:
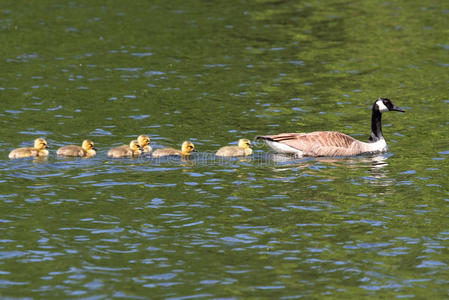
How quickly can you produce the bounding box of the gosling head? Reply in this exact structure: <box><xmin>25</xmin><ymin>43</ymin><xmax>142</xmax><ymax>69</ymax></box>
<box><xmin>181</xmin><ymin>141</ymin><xmax>196</xmax><ymax>155</ymax></box>
<box><xmin>129</xmin><ymin>140</ymin><xmax>142</xmax><ymax>152</ymax></box>
<box><xmin>82</xmin><ymin>139</ymin><xmax>96</xmax><ymax>151</ymax></box>
<box><xmin>238</xmin><ymin>138</ymin><xmax>252</xmax><ymax>149</ymax></box>
<box><xmin>374</xmin><ymin>98</ymin><xmax>405</xmax><ymax>114</ymax></box>
<box><xmin>34</xmin><ymin>138</ymin><xmax>48</xmax><ymax>150</ymax></box>
<box><xmin>137</xmin><ymin>134</ymin><xmax>151</xmax><ymax>147</ymax></box>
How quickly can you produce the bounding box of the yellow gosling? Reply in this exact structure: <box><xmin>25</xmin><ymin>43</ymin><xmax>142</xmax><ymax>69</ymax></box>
<box><xmin>216</xmin><ymin>138</ymin><xmax>253</xmax><ymax>157</ymax></box>
<box><xmin>57</xmin><ymin>139</ymin><xmax>96</xmax><ymax>157</ymax></box>
<box><xmin>107</xmin><ymin>140</ymin><xmax>142</xmax><ymax>158</ymax></box>
<box><xmin>152</xmin><ymin>141</ymin><xmax>196</xmax><ymax>158</ymax></box>
<box><xmin>137</xmin><ymin>134</ymin><xmax>152</xmax><ymax>153</ymax></box>
<box><xmin>8</xmin><ymin>138</ymin><xmax>49</xmax><ymax>159</ymax></box>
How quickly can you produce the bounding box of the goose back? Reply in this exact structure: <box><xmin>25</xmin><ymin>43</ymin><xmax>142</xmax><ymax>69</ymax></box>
<box><xmin>259</xmin><ymin>131</ymin><xmax>378</xmax><ymax>157</ymax></box>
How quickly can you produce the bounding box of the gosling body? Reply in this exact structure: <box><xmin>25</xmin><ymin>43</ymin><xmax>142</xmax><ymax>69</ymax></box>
<box><xmin>137</xmin><ymin>134</ymin><xmax>152</xmax><ymax>153</ymax></box>
<box><xmin>57</xmin><ymin>140</ymin><xmax>96</xmax><ymax>157</ymax></box>
<box><xmin>216</xmin><ymin>139</ymin><xmax>253</xmax><ymax>157</ymax></box>
<box><xmin>152</xmin><ymin>141</ymin><xmax>196</xmax><ymax>158</ymax></box>
<box><xmin>107</xmin><ymin>140</ymin><xmax>142</xmax><ymax>158</ymax></box>
<box><xmin>8</xmin><ymin>138</ymin><xmax>49</xmax><ymax>159</ymax></box>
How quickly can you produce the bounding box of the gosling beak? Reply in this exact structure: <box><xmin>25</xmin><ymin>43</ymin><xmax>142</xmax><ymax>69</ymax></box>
<box><xmin>92</xmin><ymin>147</ymin><xmax>97</xmax><ymax>151</ymax></box>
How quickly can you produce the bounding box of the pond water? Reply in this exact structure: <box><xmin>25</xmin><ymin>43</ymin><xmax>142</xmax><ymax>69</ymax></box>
<box><xmin>1</xmin><ymin>0</ymin><xmax>448</xmax><ymax>298</ymax></box>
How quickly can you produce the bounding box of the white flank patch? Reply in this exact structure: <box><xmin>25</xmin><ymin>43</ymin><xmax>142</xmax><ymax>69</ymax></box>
<box><xmin>265</xmin><ymin>140</ymin><xmax>303</xmax><ymax>157</ymax></box>
<box><xmin>376</xmin><ymin>100</ymin><xmax>389</xmax><ymax>113</ymax></box>
<box><xmin>366</xmin><ymin>138</ymin><xmax>388</xmax><ymax>153</ymax></box>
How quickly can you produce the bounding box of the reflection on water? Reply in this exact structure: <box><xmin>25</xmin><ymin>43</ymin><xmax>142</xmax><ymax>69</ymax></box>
<box><xmin>1</xmin><ymin>0</ymin><xmax>449</xmax><ymax>299</ymax></box>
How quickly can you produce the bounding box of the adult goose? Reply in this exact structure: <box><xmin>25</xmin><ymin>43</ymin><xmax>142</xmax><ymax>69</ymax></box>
<box><xmin>256</xmin><ymin>98</ymin><xmax>405</xmax><ymax>157</ymax></box>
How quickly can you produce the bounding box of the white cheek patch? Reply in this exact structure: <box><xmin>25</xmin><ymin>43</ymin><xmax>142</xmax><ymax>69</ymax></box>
<box><xmin>376</xmin><ymin>100</ymin><xmax>389</xmax><ymax>113</ymax></box>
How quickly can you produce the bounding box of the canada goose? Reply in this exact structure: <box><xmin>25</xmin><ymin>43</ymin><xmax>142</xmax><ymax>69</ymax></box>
<box><xmin>152</xmin><ymin>141</ymin><xmax>196</xmax><ymax>158</ymax></box>
<box><xmin>137</xmin><ymin>134</ymin><xmax>152</xmax><ymax>153</ymax></box>
<box><xmin>107</xmin><ymin>140</ymin><xmax>142</xmax><ymax>158</ymax></box>
<box><xmin>256</xmin><ymin>98</ymin><xmax>405</xmax><ymax>157</ymax></box>
<box><xmin>216</xmin><ymin>138</ymin><xmax>253</xmax><ymax>157</ymax></box>
<box><xmin>8</xmin><ymin>138</ymin><xmax>49</xmax><ymax>159</ymax></box>
<box><xmin>57</xmin><ymin>139</ymin><xmax>96</xmax><ymax>157</ymax></box>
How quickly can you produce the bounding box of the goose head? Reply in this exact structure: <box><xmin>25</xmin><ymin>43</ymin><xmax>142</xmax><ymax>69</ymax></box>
<box><xmin>129</xmin><ymin>140</ymin><xmax>142</xmax><ymax>152</ymax></box>
<box><xmin>82</xmin><ymin>139</ymin><xmax>96</xmax><ymax>151</ymax></box>
<box><xmin>34</xmin><ymin>138</ymin><xmax>48</xmax><ymax>150</ymax></box>
<box><xmin>374</xmin><ymin>98</ymin><xmax>405</xmax><ymax>113</ymax></box>
<box><xmin>137</xmin><ymin>134</ymin><xmax>151</xmax><ymax>148</ymax></box>
<box><xmin>238</xmin><ymin>138</ymin><xmax>252</xmax><ymax>149</ymax></box>
<box><xmin>181</xmin><ymin>141</ymin><xmax>196</xmax><ymax>155</ymax></box>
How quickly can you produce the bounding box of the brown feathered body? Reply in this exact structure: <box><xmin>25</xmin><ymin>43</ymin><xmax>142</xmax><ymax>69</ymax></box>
<box><xmin>257</xmin><ymin>131</ymin><xmax>387</xmax><ymax>157</ymax></box>
<box><xmin>257</xmin><ymin>98</ymin><xmax>405</xmax><ymax>157</ymax></box>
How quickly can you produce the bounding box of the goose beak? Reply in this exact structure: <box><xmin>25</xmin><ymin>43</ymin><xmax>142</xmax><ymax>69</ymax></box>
<box><xmin>392</xmin><ymin>105</ymin><xmax>405</xmax><ymax>112</ymax></box>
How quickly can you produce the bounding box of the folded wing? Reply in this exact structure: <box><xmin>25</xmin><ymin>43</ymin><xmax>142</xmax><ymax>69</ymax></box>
<box><xmin>258</xmin><ymin>131</ymin><xmax>365</xmax><ymax>157</ymax></box>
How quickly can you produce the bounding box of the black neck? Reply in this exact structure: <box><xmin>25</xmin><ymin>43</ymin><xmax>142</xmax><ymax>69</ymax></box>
<box><xmin>369</xmin><ymin>109</ymin><xmax>383</xmax><ymax>142</ymax></box>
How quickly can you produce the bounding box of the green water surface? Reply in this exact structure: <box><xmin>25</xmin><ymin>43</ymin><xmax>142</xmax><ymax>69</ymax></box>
<box><xmin>1</xmin><ymin>0</ymin><xmax>448</xmax><ymax>298</ymax></box>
